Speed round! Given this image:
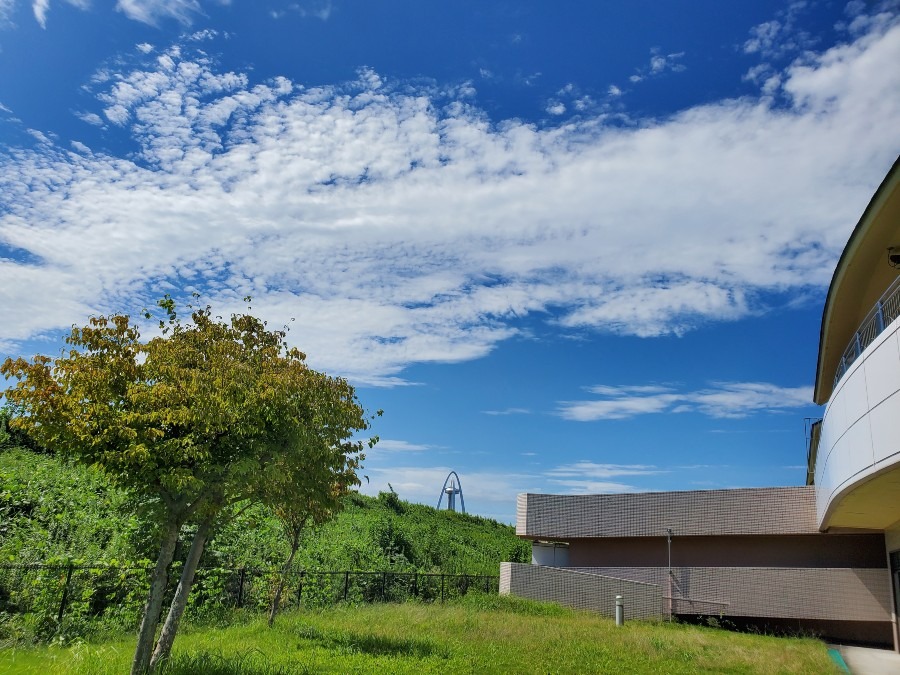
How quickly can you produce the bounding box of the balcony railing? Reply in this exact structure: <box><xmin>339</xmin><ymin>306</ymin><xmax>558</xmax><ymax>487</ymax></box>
<box><xmin>834</xmin><ymin>274</ymin><xmax>900</xmax><ymax>390</ymax></box>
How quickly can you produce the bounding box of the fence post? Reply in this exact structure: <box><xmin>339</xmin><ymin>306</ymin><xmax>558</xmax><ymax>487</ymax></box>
<box><xmin>615</xmin><ymin>595</ymin><xmax>624</xmax><ymax>626</ymax></box>
<box><xmin>344</xmin><ymin>571</ymin><xmax>349</xmax><ymax>601</ymax></box>
<box><xmin>57</xmin><ymin>563</ymin><xmax>75</xmax><ymax>627</ymax></box>
<box><xmin>382</xmin><ymin>572</ymin><xmax>387</xmax><ymax>601</ymax></box>
<box><xmin>297</xmin><ymin>570</ymin><xmax>305</xmax><ymax>606</ymax></box>
<box><xmin>440</xmin><ymin>574</ymin><xmax>445</xmax><ymax>603</ymax></box>
<box><xmin>413</xmin><ymin>572</ymin><xmax>418</xmax><ymax>598</ymax></box>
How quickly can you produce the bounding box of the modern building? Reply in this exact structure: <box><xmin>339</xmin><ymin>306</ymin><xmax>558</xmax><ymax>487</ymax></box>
<box><xmin>501</xmin><ymin>156</ymin><xmax>900</xmax><ymax>649</ymax></box>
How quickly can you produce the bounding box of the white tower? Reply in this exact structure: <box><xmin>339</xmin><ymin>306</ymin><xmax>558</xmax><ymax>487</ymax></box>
<box><xmin>436</xmin><ymin>471</ymin><xmax>466</xmax><ymax>513</ymax></box>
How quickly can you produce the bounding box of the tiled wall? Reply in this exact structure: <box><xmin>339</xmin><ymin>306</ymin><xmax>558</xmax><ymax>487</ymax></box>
<box><xmin>573</xmin><ymin>566</ymin><xmax>893</xmax><ymax>622</ymax></box>
<box><xmin>517</xmin><ymin>487</ymin><xmax>818</xmax><ymax>539</ymax></box>
<box><xmin>499</xmin><ymin>562</ymin><xmax>662</xmax><ymax>620</ymax></box>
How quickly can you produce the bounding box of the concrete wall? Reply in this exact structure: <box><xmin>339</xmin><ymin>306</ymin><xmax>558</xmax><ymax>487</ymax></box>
<box><xmin>500</xmin><ymin>562</ymin><xmax>662</xmax><ymax>620</ymax></box>
<box><xmin>817</xmin><ymin>316</ymin><xmax>900</xmax><ymax>528</ymax></box>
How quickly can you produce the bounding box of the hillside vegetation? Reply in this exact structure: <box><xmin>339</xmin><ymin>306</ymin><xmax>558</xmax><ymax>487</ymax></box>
<box><xmin>0</xmin><ymin>443</ymin><xmax>529</xmax><ymax>575</ymax></box>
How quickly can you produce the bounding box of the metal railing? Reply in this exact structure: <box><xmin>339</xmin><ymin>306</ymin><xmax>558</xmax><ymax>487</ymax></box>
<box><xmin>834</xmin><ymin>275</ymin><xmax>900</xmax><ymax>390</ymax></box>
<box><xmin>0</xmin><ymin>563</ymin><xmax>498</xmax><ymax>639</ymax></box>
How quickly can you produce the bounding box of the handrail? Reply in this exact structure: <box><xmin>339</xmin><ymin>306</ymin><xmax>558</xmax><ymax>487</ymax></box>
<box><xmin>833</xmin><ymin>275</ymin><xmax>900</xmax><ymax>390</ymax></box>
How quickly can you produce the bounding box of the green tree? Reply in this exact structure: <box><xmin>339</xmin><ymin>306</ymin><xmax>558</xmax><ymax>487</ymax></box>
<box><xmin>1</xmin><ymin>297</ymin><xmax>373</xmax><ymax>673</ymax></box>
<box><xmin>262</xmin><ymin>456</ymin><xmax>354</xmax><ymax>628</ymax></box>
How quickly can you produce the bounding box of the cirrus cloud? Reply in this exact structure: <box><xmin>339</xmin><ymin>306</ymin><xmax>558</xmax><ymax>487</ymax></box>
<box><xmin>556</xmin><ymin>382</ymin><xmax>815</xmax><ymax>421</ymax></box>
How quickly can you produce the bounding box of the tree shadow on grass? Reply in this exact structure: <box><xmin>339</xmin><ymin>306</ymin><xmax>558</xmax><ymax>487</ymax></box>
<box><xmin>295</xmin><ymin>624</ymin><xmax>451</xmax><ymax>659</ymax></box>
<box><xmin>153</xmin><ymin>649</ymin><xmax>312</xmax><ymax>675</ymax></box>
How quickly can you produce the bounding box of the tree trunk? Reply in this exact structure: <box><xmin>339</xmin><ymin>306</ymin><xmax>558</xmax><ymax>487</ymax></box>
<box><xmin>131</xmin><ymin>517</ymin><xmax>180</xmax><ymax>675</ymax></box>
<box><xmin>149</xmin><ymin>518</ymin><xmax>212</xmax><ymax>671</ymax></box>
<box><xmin>267</xmin><ymin>529</ymin><xmax>301</xmax><ymax>627</ymax></box>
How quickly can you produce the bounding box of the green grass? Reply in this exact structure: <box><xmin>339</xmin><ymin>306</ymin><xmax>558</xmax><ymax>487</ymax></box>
<box><xmin>0</xmin><ymin>596</ymin><xmax>840</xmax><ymax>674</ymax></box>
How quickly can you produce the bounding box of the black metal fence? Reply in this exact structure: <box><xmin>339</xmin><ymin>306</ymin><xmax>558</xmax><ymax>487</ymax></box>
<box><xmin>0</xmin><ymin>563</ymin><xmax>498</xmax><ymax>638</ymax></box>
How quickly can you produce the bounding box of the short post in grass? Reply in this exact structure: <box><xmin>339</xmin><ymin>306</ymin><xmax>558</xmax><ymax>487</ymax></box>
<box><xmin>615</xmin><ymin>595</ymin><xmax>624</xmax><ymax>626</ymax></box>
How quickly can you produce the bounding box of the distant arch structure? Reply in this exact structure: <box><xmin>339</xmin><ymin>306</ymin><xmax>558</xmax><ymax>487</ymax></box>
<box><xmin>436</xmin><ymin>471</ymin><xmax>466</xmax><ymax>513</ymax></box>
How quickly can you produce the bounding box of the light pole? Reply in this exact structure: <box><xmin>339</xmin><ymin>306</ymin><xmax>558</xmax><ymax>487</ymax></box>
<box><xmin>665</xmin><ymin>528</ymin><xmax>673</xmax><ymax>573</ymax></box>
<box><xmin>665</xmin><ymin>528</ymin><xmax>673</xmax><ymax>621</ymax></box>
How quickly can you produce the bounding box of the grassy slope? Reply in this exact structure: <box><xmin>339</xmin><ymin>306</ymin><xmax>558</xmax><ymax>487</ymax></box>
<box><xmin>0</xmin><ymin>597</ymin><xmax>838</xmax><ymax>675</ymax></box>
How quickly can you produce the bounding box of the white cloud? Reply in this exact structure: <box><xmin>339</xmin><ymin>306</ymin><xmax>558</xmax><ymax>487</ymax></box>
<box><xmin>608</xmin><ymin>85</ymin><xmax>622</xmax><ymax>97</ymax></box>
<box><xmin>557</xmin><ymin>382</ymin><xmax>815</xmax><ymax>421</ymax></box>
<box><xmin>32</xmin><ymin>0</ymin><xmax>49</xmax><ymax>27</ymax></box>
<box><xmin>542</xmin><ymin>462</ymin><xmax>661</xmax><ymax>494</ymax></box>
<box><xmin>115</xmin><ymin>0</ymin><xmax>200</xmax><ymax>25</ymax></box>
<box><xmin>25</xmin><ymin>128</ymin><xmax>51</xmax><ymax>144</ymax></box>
<box><xmin>548</xmin><ymin>461</ymin><xmax>662</xmax><ymax>479</ymax></box>
<box><xmin>742</xmin><ymin>2</ymin><xmax>818</xmax><ymax>59</ymax></box>
<box><xmin>269</xmin><ymin>1</ymin><xmax>332</xmax><ymax>21</ymax></box>
<box><xmin>0</xmin><ymin>0</ymin><xmax>15</xmax><ymax>24</ymax></box>
<box><xmin>372</xmin><ymin>439</ymin><xmax>433</xmax><ymax>452</ymax></box>
<box><xmin>1</xmin><ymin>14</ymin><xmax>899</xmax><ymax>385</ymax></box>
<box><xmin>31</xmin><ymin>0</ymin><xmax>90</xmax><ymax>28</ymax></box>
<box><xmin>631</xmin><ymin>49</ymin><xmax>686</xmax><ymax>83</ymax></box>
<box><xmin>297</xmin><ymin>0</ymin><xmax>332</xmax><ymax>21</ymax></box>
<box><xmin>744</xmin><ymin>20</ymin><xmax>782</xmax><ymax>55</ymax></box>
<box><xmin>573</xmin><ymin>95</ymin><xmax>593</xmax><ymax>111</ymax></box>
<box><xmin>76</xmin><ymin>111</ymin><xmax>104</xmax><ymax>126</ymax></box>
<box><xmin>650</xmin><ymin>51</ymin><xmax>685</xmax><ymax>74</ymax></box>
<box><xmin>546</xmin><ymin>101</ymin><xmax>565</xmax><ymax>115</ymax></box>
<box><xmin>136</xmin><ymin>42</ymin><xmax>154</xmax><ymax>53</ymax></box>
<box><xmin>482</xmin><ymin>408</ymin><xmax>531</xmax><ymax>416</ymax></box>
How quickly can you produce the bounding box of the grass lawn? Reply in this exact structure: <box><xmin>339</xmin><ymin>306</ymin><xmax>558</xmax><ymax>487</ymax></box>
<box><xmin>0</xmin><ymin>596</ymin><xmax>840</xmax><ymax>674</ymax></box>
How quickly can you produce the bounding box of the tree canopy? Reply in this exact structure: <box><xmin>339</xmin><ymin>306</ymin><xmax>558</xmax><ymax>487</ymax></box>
<box><xmin>1</xmin><ymin>297</ymin><xmax>376</xmax><ymax>673</ymax></box>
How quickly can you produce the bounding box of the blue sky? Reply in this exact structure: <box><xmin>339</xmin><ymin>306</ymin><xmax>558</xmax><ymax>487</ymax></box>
<box><xmin>1</xmin><ymin>1</ymin><xmax>899</xmax><ymax>522</ymax></box>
